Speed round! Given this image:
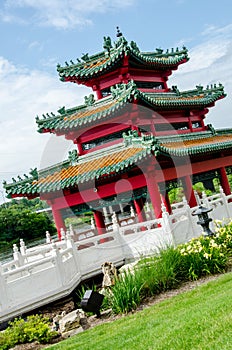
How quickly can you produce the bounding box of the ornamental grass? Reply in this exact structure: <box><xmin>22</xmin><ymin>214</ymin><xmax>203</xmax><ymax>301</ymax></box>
<box><xmin>105</xmin><ymin>220</ymin><xmax>232</xmax><ymax>314</ymax></box>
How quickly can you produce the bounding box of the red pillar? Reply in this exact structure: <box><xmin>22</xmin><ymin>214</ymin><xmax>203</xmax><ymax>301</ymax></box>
<box><xmin>182</xmin><ymin>175</ymin><xmax>197</xmax><ymax>207</ymax></box>
<box><xmin>219</xmin><ymin>167</ymin><xmax>231</xmax><ymax>195</ymax></box>
<box><xmin>52</xmin><ymin>207</ymin><xmax>65</xmax><ymax>240</ymax></box>
<box><xmin>145</xmin><ymin>171</ymin><xmax>162</xmax><ymax>219</ymax></box>
<box><xmin>93</xmin><ymin>210</ymin><xmax>106</xmax><ymax>235</ymax></box>
<box><xmin>133</xmin><ymin>198</ymin><xmax>147</xmax><ymax>223</ymax></box>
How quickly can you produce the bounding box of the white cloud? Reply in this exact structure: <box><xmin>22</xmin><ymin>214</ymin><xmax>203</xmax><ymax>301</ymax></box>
<box><xmin>0</xmin><ymin>57</ymin><xmax>88</xmax><ymax>187</ymax></box>
<box><xmin>169</xmin><ymin>23</ymin><xmax>232</xmax><ymax>129</ymax></box>
<box><xmin>1</xmin><ymin>0</ymin><xmax>135</xmax><ymax>28</ymax></box>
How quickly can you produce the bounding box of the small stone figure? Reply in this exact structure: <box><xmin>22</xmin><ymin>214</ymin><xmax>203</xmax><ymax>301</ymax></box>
<box><xmin>101</xmin><ymin>262</ymin><xmax>117</xmax><ymax>288</ymax></box>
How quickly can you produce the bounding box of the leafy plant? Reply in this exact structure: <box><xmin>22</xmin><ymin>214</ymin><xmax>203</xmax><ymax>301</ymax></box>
<box><xmin>0</xmin><ymin>315</ymin><xmax>57</xmax><ymax>349</ymax></box>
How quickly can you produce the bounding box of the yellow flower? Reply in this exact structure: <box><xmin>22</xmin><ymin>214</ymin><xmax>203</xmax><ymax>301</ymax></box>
<box><xmin>219</xmin><ymin>228</ymin><xmax>226</xmax><ymax>234</ymax></box>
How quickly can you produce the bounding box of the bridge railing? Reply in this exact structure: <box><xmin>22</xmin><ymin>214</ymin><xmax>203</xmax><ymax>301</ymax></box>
<box><xmin>1</xmin><ymin>187</ymin><xmax>232</xmax><ymax>323</ymax></box>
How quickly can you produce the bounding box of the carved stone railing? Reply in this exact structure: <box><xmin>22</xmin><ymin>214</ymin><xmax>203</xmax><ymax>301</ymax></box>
<box><xmin>1</xmin><ymin>188</ymin><xmax>232</xmax><ymax>323</ymax></box>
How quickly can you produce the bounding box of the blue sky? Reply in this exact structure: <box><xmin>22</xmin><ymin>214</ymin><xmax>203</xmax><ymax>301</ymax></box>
<box><xmin>1</xmin><ymin>0</ymin><xmax>232</xmax><ymax>202</ymax></box>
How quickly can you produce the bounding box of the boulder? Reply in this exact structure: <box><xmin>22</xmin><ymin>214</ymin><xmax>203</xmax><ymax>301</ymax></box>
<box><xmin>59</xmin><ymin>309</ymin><xmax>85</xmax><ymax>334</ymax></box>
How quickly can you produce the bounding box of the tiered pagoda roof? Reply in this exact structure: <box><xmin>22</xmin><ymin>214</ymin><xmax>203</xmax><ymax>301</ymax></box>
<box><xmin>57</xmin><ymin>35</ymin><xmax>189</xmax><ymax>83</ymax></box>
<box><xmin>36</xmin><ymin>81</ymin><xmax>226</xmax><ymax>134</ymax></box>
<box><xmin>4</xmin><ymin>32</ymin><xmax>230</xmax><ymax>202</ymax></box>
<box><xmin>4</xmin><ymin>128</ymin><xmax>232</xmax><ymax>197</ymax></box>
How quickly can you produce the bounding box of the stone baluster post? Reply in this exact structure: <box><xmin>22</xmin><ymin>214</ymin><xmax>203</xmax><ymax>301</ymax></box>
<box><xmin>219</xmin><ymin>186</ymin><xmax>231</xmax><ymax>218</ymax></box>
<box><xmin>112</xmin><ymin>212</ymin><xmax>119</xmax><ymax>229</ymax></box>
<box><xmin>69</xmin><ymin>224</ymin><xmax>75</xmax><ymax>236</ymax></box>
<box><xmin>46</xmin><ymin>231</ymin><xmax>52</xmax><ymax>244</ymax></box>
<box><xmin>184</xmin><ymin>196</ymin><xmax>197</xmax><ymax>241</ymax></box>
<box><xmin>145</xmin><ymin>201</ymin><xmax>151</xmax><ymax>220</ymax></box>
<box><xmin>19</xmin><ymin>239</ymin><xmax>26</xmax><ymax>255</ymax></box>
<box><xmin>202</xmin><ymin>191</ymin><xmax>210</xmax><ymax>209</ymax></box>
<box><xmin>66</xmin><ymin>233</ymin><xmax>80</xmax><ymax>272</ymax></box>
<box><xmin>0</xmin><ymin>264</ymin><xmax>8</xmax><ymax>312</ymax></box>
<box><xmin>161</xmin><ymin>201</ymin><xmax>174</xmax><ymax>245</ymax></box>
<box><xmin>13</xmin><ymin>244</ymin><xmax>23</xmax><ymax>267</ymax></box>
<box><xmin>19</xmin><ymin>238</ymin><xmax>27</xmax><ymax>264</ymax></box>
<box><xmin>60</xmin><ymin>228</ymin><xmax>66</xmax><ymax>240</ymax></box>
<box><xmin>194</xmin><ymin>190</ymin><xmax>201</xmax><ymax>206</ymax></box>
<box><xmin>90</xmin><ymin>217</ymin><xmax>95</xmax><ymax>230</ymax></box>
<box><xmin>130</xmin><ymin>205</ymin><xmax>135</xmax><ymax>218</ymax></box>
<box><xmin>103</xmin><ymin>207</ymin><xmax>110</xmax><ymax>224</ymax></box>
<box><xmin>51</xmin><ymin>241</ymin><xmax>65</xmax><ymax>287</ymax></box>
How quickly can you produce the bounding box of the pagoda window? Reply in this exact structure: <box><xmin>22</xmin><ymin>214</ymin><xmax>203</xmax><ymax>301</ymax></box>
<box><xmin>82</xmin><ymin>128</ymin><xmax>130</xmax><ymax>151</ymax></box>
<box><xmin>134</xmin><ymin>81</ymin><xmax>164</xmax><ymax>90</ymax></box>
<box><xmin>101</xmin><ymin>87</ymin><xmax>111</xmax><ymax>97</ymax></box>
<box><xmin>192</xmin><ymin>121</ymin><xmax>201</xmax><ymax>129</ymax></box>
<box><xmin>139</xmin><ymin>125</ymin><xmax>151</xmax><ymax>133</ymax></box>
<box><xmin>155</xmin><ymin>122</ymin><xmax>189</xmax><ymax>132</ymax></box>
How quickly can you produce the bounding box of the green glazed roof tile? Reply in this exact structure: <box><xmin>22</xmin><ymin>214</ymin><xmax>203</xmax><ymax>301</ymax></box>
<box><xmin>4</xmin><ymin>129</ymin><xmax>232</xmax><ymax>198</ymax></box>
<box><xmin>57</xmin><ymin>36</ymin><xmax>189</xmax><ymax>81</ymax></box>
<box><xmin>36</xmin><ymin>81</ymin><xmax>226</xmax><ymax>134</ymax></box>
<box><xmin>4</xmin><ymin>142</ymin><xmax>151</xmax><ymax>197</ymax></box>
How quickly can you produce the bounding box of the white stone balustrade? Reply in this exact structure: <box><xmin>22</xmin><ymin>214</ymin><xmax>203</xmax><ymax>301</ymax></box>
<box><xmin>1</xmin><ymin>189</ymin><xmax>232</xmax><ymax>323</ymax></box>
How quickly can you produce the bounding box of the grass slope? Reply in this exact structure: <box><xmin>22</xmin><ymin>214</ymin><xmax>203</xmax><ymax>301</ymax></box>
<box><xmin>47</xmin><ymin>272</ymin><xmax>232</xmax><ymax>350</ymax></box>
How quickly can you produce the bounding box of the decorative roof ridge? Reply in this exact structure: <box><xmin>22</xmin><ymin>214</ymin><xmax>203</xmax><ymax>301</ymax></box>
<box><xmin>37</xmin><ymin>81</ymin><xmax>226</xmax><ymax>128</ymax></box>
<box><xmin>140</xmin><ymin>46</ymin><xmax>188</xmax><ymax>58</ymax></box>
<box><xmin>36</xmin><ymin>93</ymin><xmax>114</xmax><ymax>127</ymax></box>
<box><xmin>143</xmin><ymin>83</ymin><xmax>225</xmax><ymax>98</ymax></box>
<box><xmin>57</xmin><ymin>51</ymin><xmax>106</xmax><ymax>71</ymax></box>
<box><xmin>36</xmin><ymin>81</ymin><xmax>140</xmax><ymax>133</ymax></box>
<box><xmin>5</xmin><ymin>134</ymin><xmax>148</xmax><ymax>189</ymax></box>
<box><xmin>157</xmin><ymin>130</ymin><xmax>232</xmax><ymax>157</ymax></box>
<box><xmin>57</xmin><ymin>32</ymin><xmax>189</xmax><ymax>80</ymax></box>
<box><xmin>156</xmin><ymin>130</ymin><xmax>215</xmax><ymax>144</ymax></box>
<box><xmin>110</xmin><ymin>80</ymin><xmax>139</xmax><ymax>99</ymax></box>
<box><xmin>3</xmin><ymin>168</ymin><xmax>38</xmax><ymax>191</ymax></box>
<box><xmin>170</xmin><ymin>83</ymin><xmax>225</xmax><ymax>97</ymax></box>
<box><xmin>139</xmin><ymin>83</ymin><xmax>226</xmax><ymax>108</ymax></box>
<box><xmin>216</xmin><ymin>128</ymin><xmax>232</xmax><ymax>135</ymax></box>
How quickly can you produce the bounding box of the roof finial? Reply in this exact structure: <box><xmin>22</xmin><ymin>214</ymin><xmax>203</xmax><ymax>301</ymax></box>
<box><xmin>116</xmin><ymin>26</ymin><xmax>122</xmax><ymax>37</ymax></box>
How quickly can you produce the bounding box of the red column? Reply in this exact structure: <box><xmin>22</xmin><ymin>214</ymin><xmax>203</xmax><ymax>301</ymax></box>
<box><xmin>93</xmin><ymin>210</ymin><xmax>106</xmax><ymax>235</ymax></box>
<box><xmin>52</xmin><ymin>207</ymin><xmax>65</xmax><ymax>240</ymax></box>
<box><xmin>182</xmin><ymin>175</ymin><xmax>197</xmax><ymax>207</ymax></box>
<box><xmin>219</xmin><ymin>167</ymin><xmax>231</xmax><ymax>195</ymax></box>
<box><xmin>133</xmin><ymin>198</ymin><xmax>147</xmax><ymax>223</ymax></box>
<box><xmin>145</xmin><ymin>171</ymin><xmax>162</xmax><ymax>219</ymax></box>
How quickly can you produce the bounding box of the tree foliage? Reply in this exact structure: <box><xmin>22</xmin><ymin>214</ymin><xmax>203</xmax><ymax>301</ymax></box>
<box><xmin>0</xmin><ymin>198</ymin><xmax>56</xmax><ymax>245</ymax></box>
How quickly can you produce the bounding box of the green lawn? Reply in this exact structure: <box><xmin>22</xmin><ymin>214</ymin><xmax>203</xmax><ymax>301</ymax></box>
<box><xmin>46</xmin><ymin>272</ymin><xmax>232</xmax><ymax>350</ymax></box>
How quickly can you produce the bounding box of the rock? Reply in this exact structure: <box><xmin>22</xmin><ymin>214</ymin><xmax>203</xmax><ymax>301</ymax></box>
<box><xmin>59</xmin><ymin>309</ymin><xmax>81</xmax><ymax>334</ymax></box>
<box><xmin>58</xmin><ymin>309</ymin><xmax>89</xmax><ymax>334</ymax></box>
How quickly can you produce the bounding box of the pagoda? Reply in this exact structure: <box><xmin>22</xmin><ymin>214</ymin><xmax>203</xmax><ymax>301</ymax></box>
<box><xmin>4</xmin><ymin>29</ymin><xmax>232</xmax><ymax>239</ymax></box>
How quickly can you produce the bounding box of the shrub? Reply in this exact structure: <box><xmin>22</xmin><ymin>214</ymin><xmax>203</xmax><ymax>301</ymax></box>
<box><xmin>178</xmin><ymin>234</ymin><xmax>228</xmax><ymax>280</ymax></box>
<box><xmin>214</xmin><ymin>220</ymin><xmax>232</xmax><ymax>254</ymax></box>
<box><xmin>0</xmin><ymin>315</ymin><xmax>57</xmax><ymax>349</ymax></box>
